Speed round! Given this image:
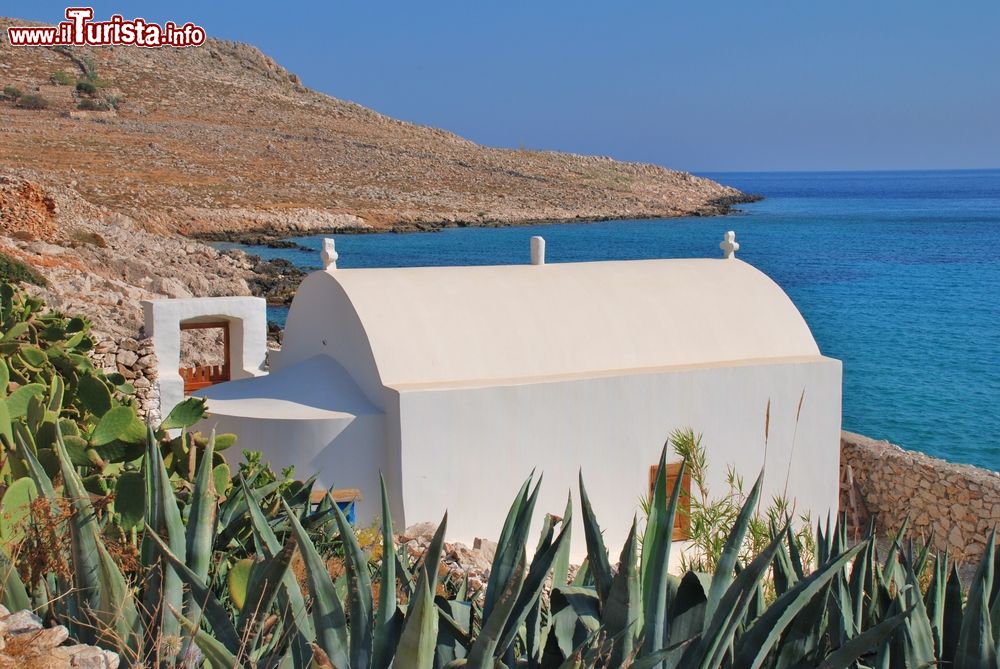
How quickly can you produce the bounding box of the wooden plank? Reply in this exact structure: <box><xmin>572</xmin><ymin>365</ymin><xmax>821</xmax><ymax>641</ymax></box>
<box><xmin>310</xmin><ymin>488</ymin><xmax>364</xmax><ymax>505</ymax></box>
<box><xmin>180</xmin><ymin>320</ymin><xmax>231</xmax><ymax>331</ymax></box>
<box><xmin>649</xmin><ymin>463</ymin><xmax>692</xmax><ymax>541</ymax></box>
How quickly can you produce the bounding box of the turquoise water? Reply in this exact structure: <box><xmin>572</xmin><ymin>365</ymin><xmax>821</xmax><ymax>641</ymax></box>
<box><xmin>221</xmin><ymin>170</ymin><xmax>1000</xmax><ymax>470</ymax></box>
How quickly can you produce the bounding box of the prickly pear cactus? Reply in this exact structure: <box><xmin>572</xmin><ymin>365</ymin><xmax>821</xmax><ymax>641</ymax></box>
<box><xmin>0</xmin><ymin>283</ymin><xmax>144</xmax><ymax>477</ymax></box>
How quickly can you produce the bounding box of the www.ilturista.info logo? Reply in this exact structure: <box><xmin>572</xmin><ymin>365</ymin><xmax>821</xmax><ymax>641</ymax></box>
<box><xmin>7</xmin><ymin>7</ymin><xmax>206</xmax><ymax>48</ymax></box>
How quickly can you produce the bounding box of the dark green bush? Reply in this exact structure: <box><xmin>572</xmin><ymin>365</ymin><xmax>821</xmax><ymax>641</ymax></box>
<box><xmin>15</xmin><ymin>94</ymin><xmax>48</xmax><ymax>110</ymax></box>
<box><xmin>2</xmin><ymin>85</ymin><xmax>22</xmax><ymax>101</ymax></box>
<box><xmin>0</xmin><ymin>252</ymin><xmax>47</xmax><ymax>286</ymax></box>
<box><xmin>76</xmin><ymin>98</ymin><xmax>111</xmax><ymax>112</ymax></box>
<box><xmin>75</xmin><ymin>80</ymin><xmax>97</xmax><ymax>96</ymax></box>
<box><xmin>50</xmin><ymin>70</ymin><xmax>74</xmax><ymax>85</ymax></box>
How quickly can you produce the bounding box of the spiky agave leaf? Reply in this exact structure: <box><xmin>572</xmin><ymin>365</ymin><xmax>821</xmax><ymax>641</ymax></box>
<box><xmin>732</xmin><ymin>542</ymin><xmax>865</xmax><ymax>669</ymax></box>
<box><xmin>703</xmin><ymin>471</ymin><xmax>763</xmax><ymax>624</ymax></box>
<box><xmin>896</xmin><ymin>565</ymin><xmax>937</xmax><ymax>668</ymax></box>
<box><xmin>141</xmin><ymin>426</ymin><xmax>186</xmax><ymax>644</ymax></box>
<box><xmin>329</xmin><ymin>488</ymin><xmax>375</xmax><ymax>669</ymax></box>
<box><xmin>552</xmin><ymin>493</ymin><xmax>574</xmax><ymax>588</ymax></box>
<box><xmin>282</xmin><ymin>498</ymin><xmax>351</xmax><ymax>669</ymax></box>
<box><xmin>93</xmin><ymin>537</ymin><xmax>142</xmax><ymax>658</ymax></box>
<box><xmin>483</xmin><ymin>474</ymin><xmax>541</xmax><ymax>621</ymax></box>
<box><xmin>817</xmin><ymin>606</ymin><xmax>916</xmax><ymax>669</ymax></box>
<box><xmin>169</xmin><ymin>604</ymin><xmax>240</xmax><ymax>669</ymax></box>
<box><xmin>185</xmin><ymin>430</ymin><xmax>218</xmax><ymax>623</ymax></box>
<box><xmin>579</xmin><ymin>471</ymin><xmax>613</xmax><ymax>606</ymax></box>
<box><xmin>394</xmin><ymin>560</ymin><xmax>438</xmax><ymax>669</ymax></box>
<box><xmin>954</xmin><ymin>531</ymin><xmax>997</xmax><ymax>668</ymax></box>
<box><xmin>603</xmin><ymin>516</ymin><xmax>642</xmax><ymax>665</ymax></box>
<box><xmin>683</xmin><ymin>524</ymin><xmax>786</xmax><ymax>669</ymax></box>
<box><xmin>53</xmin><ymin>424</ymin><xmax>101</xmax><ymax>642</ymax></box>
<box><xmin>497</xmin><ymin>510</ymin><xmax>572</xmax><ymax>656</ymax></box>
<box><xmin>421</xmin><ymin>511</ymin><xmax>449</xmax><ymax>595</ymax></box>
<box><xmin>466</xmin><ymin>547</ymin><xmax>527</xmax><ymax>669</ymax></box>
<box><xmin>372</xmin><ymin>474</ymin><xmax>401</xmax><ymax>669</ymax></box>
<box><xmin>242</xmin><ymin>478</ymin><xmax>315</xmax><ymax>667</ymax></box>
<box><xmin>0</xmin><ymin>545</ymin><xmax>29</xmax><ymax>613</ymax></box>
<box><xmin>143</xmin><ymin>526</ymin><xmax>242</xmax><ymax>653</ymax></box>
<box><xmin>639</xmin><ymin>449</ymin><xmax>686</xmax><ymax>660</ymax></box>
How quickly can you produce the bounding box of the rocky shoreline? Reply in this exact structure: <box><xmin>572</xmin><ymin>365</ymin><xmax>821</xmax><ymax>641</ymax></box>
<box><xmin>188</xmin><ymin>192</ymin><xmax>765</xmax><ymax>245</ymax></box>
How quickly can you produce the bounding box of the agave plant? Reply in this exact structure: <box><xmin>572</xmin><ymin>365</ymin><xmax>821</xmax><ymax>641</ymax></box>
<box><xmin>1</xmin><ymin>419</ymin><xmax>999</xmax><ymax>668</ymax></box>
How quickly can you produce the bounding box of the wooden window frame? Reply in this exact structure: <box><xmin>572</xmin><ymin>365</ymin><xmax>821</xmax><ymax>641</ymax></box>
<box><xmin>179</xmin><ymin>320</ymin><xmax>231</xmax><ymax>394</ymax></box>
<box><xmin>649</xmin><ymin>463</ymin><xmax>692</xmax><ymax>540</ymax></box>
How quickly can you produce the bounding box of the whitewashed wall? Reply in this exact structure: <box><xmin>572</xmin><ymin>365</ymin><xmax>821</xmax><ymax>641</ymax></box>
<box><xmin>391</xmin><ymin>357</ymin><xmax>842</xmax><ymax>561</ymax></box>
<box><xmin>142</xmin><ymin>297</ymin><xmax>268</xmax><ymax>418</ymax></box>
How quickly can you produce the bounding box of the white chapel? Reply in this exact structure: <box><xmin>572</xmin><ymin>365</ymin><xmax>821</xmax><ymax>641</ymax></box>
<box><xmin>145</xmin><ymin>232</ymin><xmax>842</xmax><ymax>558</ymax></box>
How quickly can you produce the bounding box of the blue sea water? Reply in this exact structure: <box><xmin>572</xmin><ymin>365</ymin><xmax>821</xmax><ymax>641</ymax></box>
<box><xmin>219</xmin><ymin>169</ymin><xmax>1000</xmax><ymax>470</ymax></box>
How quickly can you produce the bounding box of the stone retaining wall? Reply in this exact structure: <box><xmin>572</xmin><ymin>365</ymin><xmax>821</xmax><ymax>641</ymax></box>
<box><xmin>91</xmin><ymin>336</ymin><xmax>160</xmax><ymax>425</ymax></box>
<box><xmin>840</xmin><ymin>431</ymin><xmax>1000</xmax><ymax>560</ymax></box>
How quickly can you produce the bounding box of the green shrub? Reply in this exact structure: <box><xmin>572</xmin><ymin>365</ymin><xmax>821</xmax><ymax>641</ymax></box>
<box><xmin>50</xmin><ymin>70</ymin><xmax>74</xmax><ymax>85</ymax></box>
<box><xmin>75</xmin><ymin>80</ymin><xmax>97</xmax><ymax>96</ymax></box>
<box><xmin>76</xmin><ymin>98</ymin><xmax>110</xmax><ymax>112</ymax></box>
<box><xmin>667</xmin><ymin>427</ymin><xmax>815</xmax><ymax>574</ymax></box>
<box><xmin>2</xmin><ymin>85</ymin><xmax>22</xmax><ymax>101</ymax></box>
<box><xmin>0</xmin><ymin>252</ymin><xmax>46</xmax><ymax>286</ymax></box>
<box><xmin>80</xmin><ymin>55</ymin><xmax>98</xmax><ymax>80</ymax></box>
<box><xmin>15</xmin><ymin>94</ymin><xmax>48</xmax><ymax>110</ymax></box>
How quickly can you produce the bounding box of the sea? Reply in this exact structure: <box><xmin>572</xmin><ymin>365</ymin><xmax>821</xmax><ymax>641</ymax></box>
<box><xmin>217</xmin><ymin>169</ymin><xmax>1000</xmax><ymax>471</ymax></box>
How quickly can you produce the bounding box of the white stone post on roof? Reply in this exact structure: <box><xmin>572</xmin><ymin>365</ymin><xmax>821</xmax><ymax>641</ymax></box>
<box><xmin>322</xmin><ymin>238</ymin><xmax>339</xmax><ymax>270</ymax></box>
<box><xmin>720</xmin><ymin>230</ymin><xmax>740</xmax><ymax>259</ymax></box>
<box><xmin>530</xmin><ymin>236</ymin><xmax>546</xmax><ymax>265</ymax></box>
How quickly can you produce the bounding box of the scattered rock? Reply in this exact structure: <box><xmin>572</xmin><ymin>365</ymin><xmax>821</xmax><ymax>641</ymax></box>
<box><xmin>0</xmin><ymin>608</ymin><xmax>119</xmax><ymax>668</ymax></box>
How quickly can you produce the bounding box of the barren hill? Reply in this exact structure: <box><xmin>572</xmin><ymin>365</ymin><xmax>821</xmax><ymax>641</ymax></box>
<box><xmin>0</xmin><ymin>17</ymin><xmax>753</xmax><ymax>339</ymax></box>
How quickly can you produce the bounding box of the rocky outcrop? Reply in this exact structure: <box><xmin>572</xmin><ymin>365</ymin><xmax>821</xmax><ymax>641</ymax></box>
<box><xmin>0</xmin><ymin>607</ymin><xmax>119</xmax><ymax>668</ymax></box>
<box><xmin>0</xmin><ymin>175</ymin><xmax>298</xmax><ymax>342</ymax></box>
<box><xmin>0</xmin><ymin>176</ymin><xmax>57</xmax><ymax>240</ymax></box>
<box><xmin>840</xmin><ymin>431</ymin><xmax>1000</xmax><ymax>560</ymax></box>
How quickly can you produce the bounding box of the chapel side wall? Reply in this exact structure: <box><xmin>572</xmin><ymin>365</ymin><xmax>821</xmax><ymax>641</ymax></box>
<box><xmin>394</xmin><ymin>357</ymin><xmax>842</xmax><ymax>562</ymax></box>
<box><xmin>840</xmin><ymin>431</ymin><xmax>1000</xmax><ymax>560</ymax></box>
<box><xmin>381</xmin><ymin>388</ymin><xmax>407</xmax><ymax>533</ymax></box>
<box><xmin>198</xmin><ymin>412</ymin><xmax>388</xmax><ymax>526</ymax></box>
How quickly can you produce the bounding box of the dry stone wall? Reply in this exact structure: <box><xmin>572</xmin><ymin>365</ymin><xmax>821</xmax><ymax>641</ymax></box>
<box><xmin>840</xmin><ymin>431</ymin><xmax>1000</xmax><ymax>560</ymax></box>
<box><xmin>91</xmin><ymin>335</ymin><xmax>160</xmax><ymax>425</ymax></box>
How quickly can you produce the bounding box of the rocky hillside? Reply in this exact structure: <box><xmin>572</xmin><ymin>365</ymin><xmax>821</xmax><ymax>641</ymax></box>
<box><xmin>0</xmin><ymin>16</ymin><xmax>753</xmax><ymax>339</ymax></box>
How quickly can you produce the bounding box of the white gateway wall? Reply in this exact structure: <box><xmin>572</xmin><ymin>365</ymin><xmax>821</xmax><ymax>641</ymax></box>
<box><xmin>389</xmin><ymin>356</ymin><xmax>842</xmax><ymax>561</ymax></box>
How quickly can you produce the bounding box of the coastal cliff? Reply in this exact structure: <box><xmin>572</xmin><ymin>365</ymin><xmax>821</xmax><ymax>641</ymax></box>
<box><xmin>0</xmin><ymin>16</ymin><xmax>755</xmax><ymax>339</ymax></box>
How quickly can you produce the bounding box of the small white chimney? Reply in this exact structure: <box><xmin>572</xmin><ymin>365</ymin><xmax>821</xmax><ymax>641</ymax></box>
<box><xmin>530</xmin><ymin>236</ymin><xmax>546</xmax><ymax>265</ymax></box>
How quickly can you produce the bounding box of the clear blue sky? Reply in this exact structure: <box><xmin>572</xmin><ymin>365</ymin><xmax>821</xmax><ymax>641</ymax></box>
<box><xmin>6</xmin><ymin>1</ymin><xmax>999</xmax><ymax>172</ymax></box>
